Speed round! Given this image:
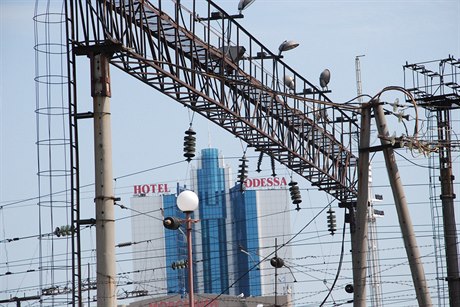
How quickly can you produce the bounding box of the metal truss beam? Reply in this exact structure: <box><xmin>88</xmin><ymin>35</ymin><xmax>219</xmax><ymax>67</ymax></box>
<box><xmin>69</xmin><ymin>0</ymin><xmax>360</xmax><ymax>202</ymax></box>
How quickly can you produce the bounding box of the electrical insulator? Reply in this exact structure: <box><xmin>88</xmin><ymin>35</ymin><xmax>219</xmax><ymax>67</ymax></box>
<box><xmin>238</xmin><ymin>154</ymin><xmax>248</xmax><ymax>189</ymax></box>
<box><xmin>183</xmin><ymin>127</ymin><xmax>196</xmax><ymax>162</ymax></box>
<box><xmin>327</xmin><ymin>208</ymin><xmax>337</xmax><ymax>235</ymax></box>
<box><xmin>171</xmin><ymin>259</ymin><xmax>188</xmax><ymax>270</ymax></box>
<box><xmin>270</xmin><ymin>256</ymin><xmax>284</xmax><ymax>268</ymax></box>
<box><xmin>163</xmin><ymin>217</ymin><xmax>181</xmax><ymax>230</ymax></box>
<box><xmin>54</xmin><ymin>225</ymin><xmax>73</xmax><ymax>237</ymax></box>
<box><xmin>256</xmin><ymin>152</ymin><xmax>263</xmax><ymax>173</ymax></box>
<box><xmin>270</xmin><ymin>156</ymin><xmax>276</xmax><ymax>177</ymax></box>
<box><xmin>288</xmin><ymin>180</ymin><xmax>302</xmax><ymax>210</ymax></box>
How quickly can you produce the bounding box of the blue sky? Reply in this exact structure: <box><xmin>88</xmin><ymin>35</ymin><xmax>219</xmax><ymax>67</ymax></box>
<box><xmin>1</xmin><ymin>0</ymin><xmax>459</xmax><ymax>306</ymax></box>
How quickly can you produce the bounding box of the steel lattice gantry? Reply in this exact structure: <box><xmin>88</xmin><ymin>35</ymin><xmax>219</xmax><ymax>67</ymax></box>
<box><xmin>65</xmin><ymin>0</ymin><xmax>360</xmax><ymax>303</ymax></box>
<box><xmin>67</xmin><ymin>0</ymin><xmax>359</xmax><ymax>201</ymax></box>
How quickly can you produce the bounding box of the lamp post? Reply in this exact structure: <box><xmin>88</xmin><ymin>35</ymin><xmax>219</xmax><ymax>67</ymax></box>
<box><xmin>278</xmin><ymin>40</ymin><xmax>299</xmax><ymax>57</ymax></box>
<box><xmin>165</xmin><ymin>190</ymin><xmax>199</xmax><ymax>307</ymax></box>
<box><xmin>277</xmin><ymin>41</ymin><xmax>299</xmax><ymax>84</ymax></box>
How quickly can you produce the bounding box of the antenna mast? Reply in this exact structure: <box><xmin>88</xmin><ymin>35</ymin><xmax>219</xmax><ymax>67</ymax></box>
<box><xmin>355</xmin><ymin>55</ymin><xmax>365</xmax><ymax>104</ymax></box>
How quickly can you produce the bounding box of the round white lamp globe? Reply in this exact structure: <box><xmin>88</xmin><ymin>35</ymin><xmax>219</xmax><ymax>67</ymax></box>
<box><xmin>177</xmin><ymin>190</ymin><xmax>199</xmax><ymax>212</ymax></box>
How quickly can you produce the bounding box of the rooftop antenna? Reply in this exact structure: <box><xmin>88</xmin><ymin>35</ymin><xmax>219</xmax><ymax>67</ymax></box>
<box><xmin>355</xmin><ymin>55</ymin><xmax>365</xmax><ymax>104</ymax></box>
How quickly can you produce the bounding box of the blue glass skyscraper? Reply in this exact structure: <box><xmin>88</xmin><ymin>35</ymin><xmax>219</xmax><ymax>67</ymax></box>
<box><xmin>230</xmin><ymin>187</ymin><xmax>262</xmax><ymax>296</ymax></box>
<box><xmin>195</xmin><ymin>148</ymin><xmax>230</xmax><ymax>294</ymax></box>
<box><xmin>131</xmin><ymin>147</ymin><xmax>293</xmax><ymax>298</ymax></box>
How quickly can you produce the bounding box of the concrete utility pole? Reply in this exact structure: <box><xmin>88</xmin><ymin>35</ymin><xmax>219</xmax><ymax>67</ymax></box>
<box><xmin>91</xmin><ymin>53</ymin><xmax>117</xmax><ymax>307</ymax></box>
<box><xmin>372</xmin><ymin>102</ymin><xmax>432</xmax><ymax>307</ymax></box>
<box><xmin>352</xmin><ymin>103</ymin><xmax>371</xmax><ymax>307</ymax></box>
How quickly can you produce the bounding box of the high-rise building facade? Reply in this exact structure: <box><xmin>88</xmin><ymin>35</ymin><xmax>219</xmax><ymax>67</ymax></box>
<box><xmin>130</xmin><ymin>148</ymin><xmax>293</xmax><ymax>298</ymax></box>
<box><xmin>192</xmin><ymin>148</ymin><xmax>235</xmax><ymax>295</ymax></box>
<box><xmin>131</xmin><ymin>194</ymin><xmax>170</xmax><ymax>294</ymax></box>
<box><xmin>230</xmin><ymin>186</ymin><xmax>293</xmax><ymax>296</ymax></box>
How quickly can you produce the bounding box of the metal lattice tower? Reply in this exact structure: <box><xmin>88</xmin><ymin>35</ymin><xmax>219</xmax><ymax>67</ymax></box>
<box><xmin>427</xmin><ymin>106</ymin><xmax>448</xmax><ymax>306</ymax></box>
<box><xmin>367</xmin><ymin>167</ymin><xmax>384</xmax><ymax>307</ymax></box>
<box><xmin>33</xmin><ymin>2</ymin><xmax>79</xmax><ymax>305</ymax></box>
<box><xmin>404</xmin><ymin>55</ymin><xmax>460</xmax><ymax>307</ymax></box>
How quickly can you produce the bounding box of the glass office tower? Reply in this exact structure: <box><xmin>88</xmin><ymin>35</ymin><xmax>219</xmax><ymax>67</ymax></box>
<box><xmin>193</xmin><ymin>148</ymin><xmax>234</xmax><ymax>294</ymax></box>
<box><xmin>230</xmin><ymin>188</ymin><xmax>262</xmax><ymax>296</ymax></box>
<box><xmin>131</xmin><ymin>148</ymin><xmax>293</xmax><ymax>298</ymax></box>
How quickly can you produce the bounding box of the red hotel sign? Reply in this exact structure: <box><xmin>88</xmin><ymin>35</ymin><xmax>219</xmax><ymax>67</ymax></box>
<box><xmin>133</xmin><ymin>177</ymin><xmax>287</xmax><ymax>194</ymax></box>
<box><xmin>244</xmin><ymin>176</ymin><xmax>287</xmax><ymax>188</ymax></box>
<box><xmin>134</xmin><ymin>183</ymin><xmax>170</xmax><ymax>195</ymax></box>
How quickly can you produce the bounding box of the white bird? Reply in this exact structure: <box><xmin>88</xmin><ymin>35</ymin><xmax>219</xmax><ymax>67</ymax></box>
<box><xmin>284</xmin><ymin>75</ymin><xmax>295</xmax><ymax>91</ymax></box>
<box><xmin>319</xmin><ymin>69</ymin><xmax>331</xmax><ymax>90</ymax></box>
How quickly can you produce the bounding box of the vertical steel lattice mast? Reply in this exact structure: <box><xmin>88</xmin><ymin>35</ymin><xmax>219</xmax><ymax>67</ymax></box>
<box><xmin>34</xmin><ymin>1</ymin><xmax>75</xmax><ymax>305</ymax></box>
<box><xmin>64</xmin><ymin>0</ymin><xmax>84</xmax><ymax>305</ymax></box>
<box><xmin>367</xmin><ymin>167</ymin><xmax>384</xmax><ymax>307</ymax></box>
<box><xmin>427</xmin><ymin>109</ymin><xmax>448</xmax><ymax>306</ymax></box>
<box><xmin>34</xmin><ymin>1</ymin><xmax>85</xmax><ymax>305</ymax></box>
<box><xmin>404</xmin><ymin>56</ymin><xmax>460</xmax><ymax>307</ymax></box>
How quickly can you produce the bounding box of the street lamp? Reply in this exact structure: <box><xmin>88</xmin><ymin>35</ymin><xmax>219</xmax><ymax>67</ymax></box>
<box><xmin>239</xmin><ymin>246</ymin><xmax>260</xmax><ymax>270</ymax></box>
<box><xmin>278</xmin><ymin>40</ymin><xmax>299</xmax><ymax>56</ymax></box>
<box><xmin>238</xmin><ymin>0</ymin><xmax>256</xmax><ymax>14</ymax></box>
<box><xmin>319</xmin><ymin>69</ymin><xmax>331</xmax><ymax>91</ymax></box>
<box><xmin>164</xmin><ymin>190</ymin><xmax>199</xmax><ymax>307</ymax></box>
<box><xmin>273</xmin><ymin>40</ymin><xmax>299</xmax><ymax>94</ymax></box>
<box><xmin>176</xmin><ymin>190</ymin><xmax>199</xmax><ymax>212</ymax></box>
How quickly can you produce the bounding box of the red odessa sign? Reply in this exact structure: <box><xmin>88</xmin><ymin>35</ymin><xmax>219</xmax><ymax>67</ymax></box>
<box><xmin>244</xmin><ymin>176</ymin><xmax>287</xmax><ymax>188</ymax></box>
<box><xmin>134</xmin><ymin>183</ymin><xmax>170</xmax><ymax>195</ymax></box>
